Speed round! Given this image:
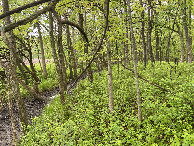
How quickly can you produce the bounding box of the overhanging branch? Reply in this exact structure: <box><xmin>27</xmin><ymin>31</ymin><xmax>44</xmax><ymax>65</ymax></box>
<box><xmin>53</xmin><ymin>10</ymin><xmax>89</xmax><ymax>44</ymax></box>
<box><xmin>0</xmin><ymin>0</ymin><xmax>57</xmax><ymax>20</ymax></box>
<box><xmin>0</xmin><ymin>2</ymin><xmax>57</xmax><ymax>33</ymax></box>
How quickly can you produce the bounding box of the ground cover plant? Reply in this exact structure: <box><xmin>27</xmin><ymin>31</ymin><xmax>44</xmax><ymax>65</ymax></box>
<box><xmin>19</xmin><ymin>62</ymin><xmax>194</xmax><ymax>145</ymax></box>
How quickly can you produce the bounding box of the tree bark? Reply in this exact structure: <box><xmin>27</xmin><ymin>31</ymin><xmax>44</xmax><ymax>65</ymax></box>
<box><xmin>128</xmin><ymin>0</ymin><xmax>142</xmax><ymax>122</ymax></box>
<box><xmin>49</xmin><ymin>10</ymin><xmax>65</xmax><ymax>106</ymax></box>
<box><xmin>147</xmin><ymin>0</ymin><xmax>155</xmax><ymax>63</ymax></box>
<box><xmin>57</xmin><ymin>14</ymin><xmax>67</xmax><ymax>92</ymax></box>
<box><xmin>37</xmin><ymin>22</ymin><xmax>47</xmax><ymax>78</ymax></box>
<box><xmin>182</xmin><ymin>0</ymin><xmax>192</xmax><ymax>63</ymax></box>
<box><xmin>6</xmin><ymin>72</ymin><xmax>17</xmax><ymax>146</ymax></box>
<box><xmin>140</xmin><ymin>0</ymin><xmax>147</xmax><ymax>67</ymax></box>
<box><xmin>104</xmin><ymin>0</ymin><xmax>113</xmax><ymax>113</ymax></box>
<box><xmin>106</xmin><ymin>36</ymin><xmax>114</xmax><ymax>113</ymax></box>
<box><xmin>123</xmin><ymin>0</ymin><xmax>129</xmax><ymax>66</ymax></box>
<box><xmin>79</xmin><ymin>12</ymin><xmax>93</xmax><ymax>82</ymax></box>
<box><xmin>64</xmin><ymin>14</ymin><xmax>74</xmax><ymax>80</ymax></box>
<box><xmin>177</xmin><ymin>24</ymin><xmax>185</xmax><ymax>63</ymax></box>
<box><xmin>2</xmin><ymin>0</ymin><xmax>28</xmax><ymax>128</ymax></box>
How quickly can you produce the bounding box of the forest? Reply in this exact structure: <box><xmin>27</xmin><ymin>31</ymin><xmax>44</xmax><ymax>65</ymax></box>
<box><xmin>0</xmin><ymin>0</ymin><xmax>193</xmax><ymax>145</ymax></box>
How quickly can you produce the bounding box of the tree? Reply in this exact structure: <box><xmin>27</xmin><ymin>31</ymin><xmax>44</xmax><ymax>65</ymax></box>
<box><xmin>37</xmin><ymin>22</ymin><xmax>47</xmax><ymax>78</ymax></box>
<box><xmin>128</xmin><ymin>0</ymin><xmax>142</xmax><ymax>121</ymax></box>
<box><xmin>2</xmin><ymin>0</ymin><xmax>28</xmax><ymax>128</ymax></box>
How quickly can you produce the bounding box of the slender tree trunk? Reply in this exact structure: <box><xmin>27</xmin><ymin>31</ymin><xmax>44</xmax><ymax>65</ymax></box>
<box><xmin>128</xmin><ymin>0</ymin><xmax>142</xmax><ymax>122</ymax></box>
<box><xmin>177</xmin><ymin>24</ymin><xmax>185</xmax><ymax>63</ymax></box>
<box><xmin>2</xmin><ymin>0</ymin><xmax>28</xmax><ymax>128</ymax></box>
<box><xmin>106</xmin><ymin>35</ymin><xmax>114</xmax><ymax>113</ymax></box>
<box><xmin>64</xmin><ymin>14</ymin><xmax>74</xmax><ymax>80</ymax></box>
<box><xmin>104</xmin><ymin>0</ymin><xmax>113</xmax><ymax>113</ymax></box>
<box><xmin>71</xmin><ymin>27</ymin><xmax>78</xmax><ymax>78</ymax></box>
<box><xmin>140</xmin><ymin>0</ymin><xmax>147</xmax><ymax>67</ymax></box>
<box><xmin>57</xmin><ymin>15</ymin><xmax>67</xmax><ymax>92</ymax></box>
<box><xmin>182</xmin><ymin>0</ymin><xmax>192</xmax><ymax>63</ymax></box>
<box><xmin>154</xmin><ymin>8</ymin><xmax>160</xmax><ymax>62</ymax></box>
<box><xmin>123</xmin><ymin>1</ymin><xmax>129</xmax><ymax>66</ymax></box>
<box><xmin>49</xmin><ymin>10</ymin><xmax>65</xmax><ymax>106</ymax></box>
<box><xmin>79</xmin><ymin>12</ymin><xmax>93</xmax><ymax>82</ymax></box>
<box><xmin>27</xmin><ymin>40</ymin><xmax>39</xmax><ymax>93</ymax></box>
<box><xmin>147</xmin><ymin>0</ymin><xmax>155</xmax><ymax>63</ymax></box>
<box><xmin>37</xmin><ymin>22</ymin><xmax>47</xmax><ymax>78</ymax></box>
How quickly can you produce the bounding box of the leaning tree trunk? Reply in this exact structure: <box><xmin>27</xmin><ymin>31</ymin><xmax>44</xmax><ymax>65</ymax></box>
<box><xmin>128</xmin><ymin>0</ymin><xmax>142</xmax><ymax>122</ymax></box>
<box><xmin>37</xmin><ymin>22</ymin><xmax>47</xmax><ymax>78</ymax></box>
<box><xmin>2</xmin><ymin>0</ymin><xmax>28</xmax><ymax>128</ymax></box>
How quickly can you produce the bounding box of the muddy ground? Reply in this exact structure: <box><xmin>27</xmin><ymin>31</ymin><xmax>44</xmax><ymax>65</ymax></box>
<box><xmin>0</xmin><ymin>87</ymin><xmax>59</xmax><ymax>146</ymax></box>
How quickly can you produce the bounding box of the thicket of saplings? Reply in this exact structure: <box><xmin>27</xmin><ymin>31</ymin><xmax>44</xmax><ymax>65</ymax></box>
<box><xmin>16</xmin><ymin>61</ymin><xmax>194</xmax><ymax>145</ymax></box>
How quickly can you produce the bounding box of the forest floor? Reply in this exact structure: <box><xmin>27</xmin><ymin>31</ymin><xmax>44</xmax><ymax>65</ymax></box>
<box><xmin>0</xmin><ymin>59</ymin><xmax>54</xmax><ymax>146</ymax></box>
<box><xmin>0</xmin><ymin>70</ymin><xmax>88</xmax><ymax>146</ymax></box>
<box><xmin>0</xmin><ymin>87</ymin><xmax>59</xmax><ymax>146</ymax></box>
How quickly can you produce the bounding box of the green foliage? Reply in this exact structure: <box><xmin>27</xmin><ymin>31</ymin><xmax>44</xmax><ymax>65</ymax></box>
<box><xmin>19</xmin><ymin>62</ymin><xmax>194</xmax><ymax>145</ymax></box>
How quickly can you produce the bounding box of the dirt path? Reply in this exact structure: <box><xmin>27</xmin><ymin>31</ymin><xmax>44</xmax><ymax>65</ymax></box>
<box><xmin>0</xmin><ymin>87</ymin><xmax>59</xmax><ymax>146</ymax></box>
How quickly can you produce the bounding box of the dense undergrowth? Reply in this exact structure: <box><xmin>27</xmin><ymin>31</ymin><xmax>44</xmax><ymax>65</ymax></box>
<box><xmin>18</xmin><ymin>62</ymin><xmax>194</xmax><ymax>145</ymax></box>
<box><xmin>0</xmin><ymin>62</ymin><xmax>58</xmax><ymax>103</ymax></box>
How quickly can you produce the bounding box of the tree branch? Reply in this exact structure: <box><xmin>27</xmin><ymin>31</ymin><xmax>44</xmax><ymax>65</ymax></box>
<box><xmin>0</xmin><ymin>0</ymin><xmax>56</xmax><ymax>20</ymax></box>
<box><xmin>67</xmin><ymin>0</ymin><xmax>110</xmax><ymax>92</ymax></box>
<box><xmin>53</xmin><ymin>10</ymin><xmax>89</xmax><ymax>44</ymax></box>
<box><xmin>0</xmin><ymin>2</ymin><xmax>57</xmax><ymax>33</ymax></box>
<box><xmin>121</xmin><ymin>63</ymin><xmax>175</xmax><ymax>95</ymax></box>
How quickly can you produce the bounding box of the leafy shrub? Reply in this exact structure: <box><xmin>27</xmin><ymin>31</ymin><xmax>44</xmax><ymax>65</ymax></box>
<box><xmin>19</xmin><ymin>62</ymin><xmax>194</xmax><ymax>145</ymax></box>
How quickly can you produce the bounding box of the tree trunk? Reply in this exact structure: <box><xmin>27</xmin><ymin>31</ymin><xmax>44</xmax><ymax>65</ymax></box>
<box><xmin>71</xmin><ymin>27</ymin><xmax>78</xmax><ymax>78</ymax></box>
<box><xmin>140</xmin><ymin>0</ymin><xmax>147</xmax><ymax>67</ymax></box>
<box><xmin>49</xmin><ymin>10</ymin><xmax>65</xmax><ymax>106</ymax></box>
<box><xmin>104</xmin><ymin>0</ymin><xmax>114</xmax><ymax>113</ymax></box>
<box><xmin>147</xmin><ymin>0</ymin><xmax>155</xmax><ymax>63</ymax></box>
<box><xmin>64</xmin><ymin>14</ymin><xmax>74</xmax><ymax>80</ymax></box>
<box><xmin>37</xmin><ymin>22</ymin><xmax>47</xmax><ymax>78</ymax></box>
<box><xmin>2</xmin><ymin>0</ymin><xmax>28</xmax><ymax>128</ymax></box>
<box><xmin>106</xmin><ymin>35</ymin><xmax>114</xmax><ymax>114</ymax></box>
<box><xmin>182</xmin><ymin>0</ymin><xmax>192</xmax><ymax>63</ymax></box>
<box><xmin>7</xmin><ymin>74</ymin><xmax>17</xmax><ymax>146</ymax></box>
<box><xmin>79</xmin><ymin>12</ymin><xmax>93</xmax><ymax>82</ymax></box>
<box><xmin>57</xmin><ymin>15</ymin><xmax>67</xmax><ymax>92</ymax></box>
<box><xmin>177</xmin><ymin>24</ymin><xmax>185</xmax><ymax>63</ymax></box>
<box><xmin>123</xmin><ymin>1</ymin><xmax>129</xmax><ymax>66</ymax></box>
<box><xmin>27</xmin><ymin>39</ymin><xmax>39</xmax><ymax>93</ymax></box>
<box><xmin>128</xmin><ymin>0</ymin><xmax>142</xmax><ymax>122</ymax></box>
